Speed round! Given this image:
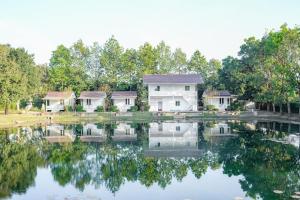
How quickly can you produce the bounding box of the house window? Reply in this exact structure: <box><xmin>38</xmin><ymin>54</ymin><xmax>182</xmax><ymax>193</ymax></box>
<box><xmin>185</xmin><ymin>86</ymin><xmax>190</xmax><ymax>91</ymax></box>
<box><xmin>60</xmin><ymin>99</ymin><xmax>64</xmax><ymax>105</ymax></box>
<box><xmin>227</xmin><ymin>98</ymin><xmax>230</xmax><ymax>104</ymax></box>
<box><xmin>175</xmin><ymin>101</ymin><xmax>180</xmax><ymax>106</ymax></box>
<box><xmin>46</xmin><ymin>100</ymin><xmax>50</xmax><ymax>106</ymax></box>
<box><xmin>87</xmin><ymin>128</ymin><xmax>91</xmax><ymax>135</ymax></box>
<box><xmin>220</xmin><ymin>127</ymin><xmax>224</xmax><ymax>134</ymax></box>
<box><xmin>125</xmin><ymin>98</ymin><xmax>130</xmax><ymax>105</ymax></box>
<box><xmin>219</xmin><ymin>98</ymin><xmax>224</xmax><ymax>105</ymax></box>
<box><xmin>86</xmin><ymin>99</ymin><xmax>91</xmax><ymax>105</ymax></box>
<box><xmin>60</xmin><ymin>129</ymin><xmax>64</xmax><ymax>136</ymax></box>
<box><xmin>176</xmin><ymin>126</ymin><xmax>180</xmax><ymax>131</ymax></box>
<box><xmin>155</xmin><ymin>86</ymin><xmax>160</xmax><ymax>91</ymax></box>
<box><xmin>125</xmin><ymin>129</ymin><xmax>130</xmax><ymax>135</ymax></box>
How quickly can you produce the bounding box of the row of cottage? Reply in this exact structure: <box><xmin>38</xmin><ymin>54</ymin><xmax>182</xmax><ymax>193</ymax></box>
<box><xmin>43</xmin><ymin>74</ymin><xmax>236</xmax><ymax>112</ymax></box>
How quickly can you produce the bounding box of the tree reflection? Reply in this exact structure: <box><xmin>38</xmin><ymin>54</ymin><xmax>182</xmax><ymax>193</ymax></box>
<box><xmin>0</xmin><ymin>122</ymin><xmax>299</xmax><ymax>199</ymax></box>
<box><xmin>0</xmin><ymin>131</ymin><xmax>44</xmax><ymax>198</ymax></box>
<box><xmin>218</xmin><ymin>127</ymin><xmax>300</xmax><ymax>200</ymax></box>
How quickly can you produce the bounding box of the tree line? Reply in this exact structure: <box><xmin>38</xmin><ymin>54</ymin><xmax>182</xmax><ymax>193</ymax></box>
<box><xmin>0</xmin><ymin>24</ymin><xmax>300</xmax><ymax>114</ymax></box>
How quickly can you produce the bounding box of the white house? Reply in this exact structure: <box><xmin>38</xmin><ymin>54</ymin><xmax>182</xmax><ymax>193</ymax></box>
<box><xmin>43</xmin><ymin>91</ymin><xmax>76</xmax><ymax>112</ymax></box>
<box><xmin>78</xmin><ymin>91</ymin><xmax>106</xmax><ymax>112</ymax></box>
<box><xmin>202</xmin><ymin>90</ymin><xmax>236</xmax><ymax>111</ymax></box>
<box><xmin>111</xmin><ymin>91</ymin><xmax>137</xmax><ymax>112</ymax></box>
<box><xmin>143</xmin><ymin>74</ymin><xmax>203</xmax><ymax>112</ymax></box>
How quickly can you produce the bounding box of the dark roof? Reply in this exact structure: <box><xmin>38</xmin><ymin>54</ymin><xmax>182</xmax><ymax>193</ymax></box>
<box><xmin>78</xmin><ymin>91</ymin><xmax>106</xmax><ymax>99</ymax></box>
<box><xmin>111</xmin><ymin>91</ymin><xmax>137</xmax><ymax>99</ymax></box>
<box><xmin>143</xmin><ymin>74</ymin><xmax>203</xmax><ymax>84</ymax></box>
<box><xmin>203</xmin><ymin>90</ymin><xmax>232</xmax><ymax>97</ymax></box>
<box><xmin>43</xmin><ymin>91</ymin><xmax>74</xmax><ymax>99</ymax></box>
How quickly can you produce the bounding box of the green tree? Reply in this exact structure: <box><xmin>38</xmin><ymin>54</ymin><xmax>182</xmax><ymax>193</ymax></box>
<box><xmin>0</xmin><ymin>45</ymin><xmax>26</xmax><ymax>114</ymax></box>
<box><xmin>172</xmin><ymin>48</ymin><xmax>187</xmax><ymax>74</ymax></box>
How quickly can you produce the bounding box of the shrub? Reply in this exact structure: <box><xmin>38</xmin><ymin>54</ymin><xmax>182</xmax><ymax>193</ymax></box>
<box><xmin>128</xmin><ymin>105</ymin><xmax>139</xmax><ymax>112</ymax></box>
<box><xmin>66</xmin><ymin>105</ymin><xmax>74</xmax><ymax>112</ymax></box>
<box><xmin>109</xmin><ymin>105</ymin><xmax>119</xmax><ymax>112</ymax></box>
<box><xmin>75</xmin><ymin>105</ymin><xmax>85</xmax><ymax>112</ymax></box>
<box><xmin>95</xmin><ymin>106</ymin><xmax>104</xmax><ymax>112</ymax></box>
<box><xmin>206</xmin><ymin>105</ymin><xmax>218</xmax><ymax>111</ymax></box>
<box><xmin>228</xmin><ymin>101</ymin><xmax>245</xmax><ymax>111</ymax></box>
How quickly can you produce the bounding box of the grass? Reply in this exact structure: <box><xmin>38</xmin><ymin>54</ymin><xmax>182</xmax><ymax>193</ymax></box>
<box><xmin>0</xmin><ymin>111</ymin><xmax>175</xmax><ymax>128</ymax></box>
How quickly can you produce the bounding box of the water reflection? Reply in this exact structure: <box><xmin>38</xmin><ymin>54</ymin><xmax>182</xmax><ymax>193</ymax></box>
<box><xmin>0</xmin><ymin>120</ymin><xmax>299</xmax><ymax>199</ymax></box>
<box><xmin>146</xmin><ymin>122</ymin><xmax>200</xmax><ymax>157</ymax></box>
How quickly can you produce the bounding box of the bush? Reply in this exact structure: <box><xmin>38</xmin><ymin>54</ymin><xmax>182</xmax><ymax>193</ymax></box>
<box><xmin>75</xmin><ymin>105</ymin><xmax>85</xmax><ymax>112</ymax></box>
<box><xmin>109</xmin><ymin>105</ymin><xmax>119</xmax><ymax>112</ymax></box>
<box><xmin>206</xmin><ymin>105</ymin><xmax>218</xmax><ymax>111</ymax></box>
<box><xmin>66</xmin><ymin>105</ymin><xmax>74</xmax><ymax>112</ymax></box>
<box><xmin>95</xmin><ymin>106</ymin><xmax>104</xmax><ymax>112</ymax></box>
<box><xmin>128</xmin><ymin>105</ymin><xmax>139</xmax><ymax>112</ymax></box>
<box><xmin>228</xmin><ymin>101</ymin><xmax>245</xmax><ymax>111</ymax></box>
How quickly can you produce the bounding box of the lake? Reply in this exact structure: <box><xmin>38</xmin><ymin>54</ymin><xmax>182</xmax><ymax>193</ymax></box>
<box><xmin>0</xmin><ymin>120</ymin><xmax>299</xmax><ymax>200</ymax></box>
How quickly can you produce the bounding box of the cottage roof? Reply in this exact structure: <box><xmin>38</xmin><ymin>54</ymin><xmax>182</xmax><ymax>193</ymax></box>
<box><xmin>203</xmin><ymin>90</ymin><xmax>232</xmax><ymax>97</ymax></box>
<box><xmin>43</xmin><ymin>91</ymin><xmax>74</xmax><ymax>100</ymax></box>
<box><xmin>78</xmin><ymin>91</ymin><xmax>106</xmax><ymax>99</ymax></box>
<box><xmin>111</xmin><ymin>91</ymin><xmax>137</xmax><ymax>99</ymax></box>
<box><xmin>143</xmin><ymin>74</ymin><xmax>203</xmax><ymax>84</ymax></box>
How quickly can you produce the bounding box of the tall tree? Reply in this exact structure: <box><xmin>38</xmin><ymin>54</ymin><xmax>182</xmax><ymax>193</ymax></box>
<box><xmin>155</xmin><ymin>41</ymin><xmax>172</xmax><ymax>74</ymax></box>
<box><xmin>0</xmin><ymin>45</ymin><xmax>26</xmax><ymax>114</ymax></box>
<box><xmin>137</xmin><ymin>42</ymin><xmax>158</xmax><ymax>75</ymax></box>
<box><xmin>172</xmin><ymin>48</ymin><xmax>187</xmax><ymax>74</ymax></box>
<box><xmin>99</xmin><ymin>36</ymin><xmax>124</xmax><ymax>87</ymax></box>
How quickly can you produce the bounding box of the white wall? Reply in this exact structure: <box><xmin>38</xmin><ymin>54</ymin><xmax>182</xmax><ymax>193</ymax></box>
<box><xmin>113</xmin><ymin>97</ymin><xmax>136</xmax><ymax>112</ymax></box>
<box><xmin>46</xmin><ymin>95</ymin><xmax>75</xmax><ymax>112</ymax></box>
<box><xmin>81</xmin><ymin>98</ymin><xmax>105</xmax><ymax>113</ymax></box>
<box><xmin>147</xmin><ymin>84</ymin><xmax>198</xmax><ymax>112</ymax></box>
<box><xmin>204</xmin><ymin>96</ymin><xmax>231</xmax><ymax>111</ymax></box>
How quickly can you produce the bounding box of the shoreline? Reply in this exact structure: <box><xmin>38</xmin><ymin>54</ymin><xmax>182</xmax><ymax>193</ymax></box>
<box><xmin>0</xmin><ymin>111</ymin><xmax>299</xmax><ymax>129</ymax></box>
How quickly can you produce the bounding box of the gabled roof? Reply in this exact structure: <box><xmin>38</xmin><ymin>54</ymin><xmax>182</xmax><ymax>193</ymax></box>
<box><xmin>203</xmin><ymin>90</ymin><xmax>232</xmax><ymax>97</ymax></box>
<box><xmin>43</xmin><ymin>91</ymin><xmax>74</xmax><ymax>100</ymax></box>
<box><xmin>78</xmin><ymin>91</ymin><xmax>106</xmax><ymax>99</ymax></box>
<box><xmin>111</xmin><ymin>91</ymin><xmax>137</xmax><ymax>99</ymax></box>
<box><xmin>143</xmin><ymin>74</ymin><xmax>203</xmax><ymax>84</ymax></box>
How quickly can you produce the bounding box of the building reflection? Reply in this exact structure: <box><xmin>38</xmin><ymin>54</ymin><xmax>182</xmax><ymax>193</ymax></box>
<box><xmin>43</xmin><ymin>124</ymin><xmax>75</xmax><ymax>143</ymax></box>
<box><xmin>145</xmin><ymin>122</ymin><xmax>201</xmax><ymax>157</ymax></box>
<box><xmin>112</xmin><ymin>123</ymin><xmax>137</xmax><ymax>142</ymax></box>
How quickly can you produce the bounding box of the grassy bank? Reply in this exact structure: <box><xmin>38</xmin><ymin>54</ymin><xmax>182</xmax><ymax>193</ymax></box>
<box><xmin>1</xmin><ymin>110</ymin><xmax>298</xmax><ymax>129</ymax></box>
<box><xmin>0</xmin><ymin>112</ymin><xmax>173</xmax><ymax>128</ymax></box>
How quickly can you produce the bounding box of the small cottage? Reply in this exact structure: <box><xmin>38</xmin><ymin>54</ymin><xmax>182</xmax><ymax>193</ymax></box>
<box><xmin>43</xmin><ymin>91</ymin><xmax>75</xmax><ymax>112</ymax></box>
<box><xmin>78</xmin><ymin>91</ymin><xmax>106</xmax><ymax>112</ymax></box>
<box><xmin>202</xmin><ymin>90</ymin><xmax>235</xmax><ymax>111</ymax></box>
<box><xmin>111</xmin><ymin>91</ymin><xmax>137</xmax><ymax>112</ymax></box>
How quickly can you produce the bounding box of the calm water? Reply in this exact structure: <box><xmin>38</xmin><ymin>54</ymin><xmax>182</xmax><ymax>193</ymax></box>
<box><xmin>0</xmin><ymin>120</ymin><xmax>299</xmax><ymax>200</ymax></box>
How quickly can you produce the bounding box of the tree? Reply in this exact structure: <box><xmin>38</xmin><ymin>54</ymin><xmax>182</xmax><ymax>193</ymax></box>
<box><xmin>48</xmin><ymin>44</ymin><xmax>88</xmax><ymax>95</ymax></box>
<box><xmin>155</xmin><ymin>41</ymin><xmax>172</xmax><ymax>73</ymax></box>
<box><xmin>99</xmin><ymin>36</ymin><xmax>124</xmax><ymax>87</ymax></box>
<box><xmin>187</xmin><ymin>50</ymin><xmax>208</xmax><ymax>76</ymax></box>
<box><xmin>172</xmin><ymin>48</ymin><xmax>187</xmax><ymax>74</ymax></box>
<box><xmin>137</xmin><ymin>42</ymin><xmax>158</xmax><ymax>75</ymax></box>
<box><xmin>0</xmin><ymin>45</ymin><xmax>26</xmax><ymax>114</ymax></box>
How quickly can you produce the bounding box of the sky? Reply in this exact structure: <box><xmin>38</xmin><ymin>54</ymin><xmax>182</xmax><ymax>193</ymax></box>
<box><xmin>0</xmin><ymin>0</ymin><xmax>300</xmax><ymax>64</ymax></box>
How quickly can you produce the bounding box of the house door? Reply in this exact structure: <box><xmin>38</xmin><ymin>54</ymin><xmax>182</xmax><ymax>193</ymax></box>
<box><xmin>158</xmin><ymin>101</ymin><xmax>163</xmax><ymax>111</ymax></box>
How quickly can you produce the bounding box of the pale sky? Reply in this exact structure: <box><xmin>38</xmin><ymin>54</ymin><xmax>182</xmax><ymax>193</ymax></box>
<box><xmin>0</xmin><ymin>0</ymin><xmax>299</xmax><ymax>64</ymax></box>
